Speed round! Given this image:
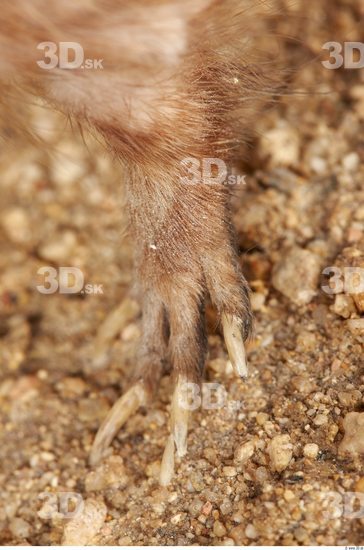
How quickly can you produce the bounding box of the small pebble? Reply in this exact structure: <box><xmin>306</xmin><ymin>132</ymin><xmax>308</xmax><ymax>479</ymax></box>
<box><xmin>331</xmin><ymin>294</ymin><xmax>356</xmax><ymax>319</ymax></box>
<box><xmin>221</xmin><ymin>537</ymin><xmax>235</xmax><ymax>546</ymax></box>
<box><xmin>268</xmin><ymin>434</ymin><xmax>293</xmax><ymax>472</ymax></box>
<box><xmin>303</xmin><ymin>443</ymin><xmax>319</xmax><ymax>459</ymax></box>
<box><xmin>202</xmin><ymin>501</ymin><xmax>213</xmax><ymax>516</ymax></box>
<box><xmin>338</xmin><ymin>390</ymin><xmax>362</xmax><ymax>408</ymax></box>
<box><xmin>284</xmin><ymin>489</ymin><xmax>295</xmax><ymax>501</ymax></box>
<box><xmin>342</xmin><ymin>152</ymin><xmax>359</xmax><ymax>172</ymax></box>
<box><xmin>355</xmin><ymin>477</ymin><xmax>364</xmax><ymax>492</ymax></box>
<box><xmin>62</xmin><ymin>498</ymin><xmax>107</xmax><ymax>545</ymax></box>
<box><xmin>223</xmin><ymin>466</ymin><xmax>237</xmax><ymax>477</ymax></box>
<box><xmin>347</xmin><ymin>318</ymin><xmax>364</xmax><ymax>335</ymax></box>
<box><xmin>2</xmin><ymin>208</ymin><xmax>30</xmax><ymax>244</ymax></box>
<box><xmin>234</xmin><ymin>440</ymin><xmax>256</xmax><ymax>464</ymax></box>
<box><xmin>213</xmin><ymin>520</ymin><xmax>227</xmax><ymax>537</ymax></box>
<box><xmin>9</xmin><ymin>518</ymin><xmax>31</xmax><ymax>539</ymax></box>
<box><xmin>38</xmin><ymin>230</ymin><xmax>77</xmax><ymax>262</ymax></box>
<box><xmin>118</xmin><ymin>536</ymin><xmax>133</xmax><ymax>545</ymax></box>
<box><xmin>245</xmin><ymin>523</ymin><xmax>258</xmax><ymax>539</ymax></box>
<box><xmin>313</xmin><ymin>414</ymin><xmax>328</xmax><ymax>426</ymax></box>
<box><xmin>260</xmin><ymin>123</ymin><xmax>300</xmax><ymax>166</ymax></box>
<box><xmin>272</xmin><ymin>248</ymin><xmax>321</xmax><ymax>306</ymax></box>
<box><xmin>85</xmin><ymin>456</ymin><xmax>128</xmax><ymax>492</ymax></box>
<box><xmin>339</xmin><ymin>412</ymin><xmax>364</xmax><ymax>455</ymax></box>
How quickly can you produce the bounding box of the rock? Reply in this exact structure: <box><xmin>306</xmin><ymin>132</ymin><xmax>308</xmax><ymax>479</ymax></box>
<box><xmin>213</xmin><ymin>520</ymin><xmax>227</xmax><ymax>537</ymax></box>
<box><xmin>313</xmin><ymin>414</ymin><xmax>328</xmax><ymax>426</ymax></box>
<box><xmin>9</xmin><ymin>517</ymin><xmax>31</xmax><ymax>539</ymax></box>
<box><xmin>85</xmin><ymin>456</ymin><xmax>128</xmax><ymax>492</ymax></box>
<box><xmin>118</xmin><ymin>536</ymin><xmax>133</xmax><ymax>545</ymax></box>
<box><xmin>353</xmin><ymin>292</ymin><xmax>364</xmax><ymax>315</ymax></box>
<box><xmin>350</xmin><ymin>84</ymin><xmax>364</xmax><ymax>120</ymax></box>
<box><xmin>61</xmin><ymin>497</ymin><xmax>107</xmax><ymax>546</ymax></box>
<box><xmin>337</xmin><ymin>390</ymin><xmax>362</xmax><ymax>408</ymax></box>
<box><xmin>303</xmin><ymin>443</ymin><xmax>319</xmax><ymax>459</ymax></box>
<box><xmin>347</xmin><ymin>318</ymin><xmax>364</xmax><ymax>335</ymax></box>
<box><xmin>229</xmin><ymin>525</ymin><xmax>246</xmax><ymax>545</ymax></box>
<box><xmin>283</xmin><ymin>489</ymin><xmax>295</xmax><ymax>501</ymax></box>
<box><xmin>57</xmin><ymin>377</ymin><xmax>88</xmax><ymax>398</ymax></box>
<box><xmin>342</xmin><ymin>152</ymin><xmax>359</xmax><ymax>172</ymax></box>
<box><xmin>268</xmin><ymin>434</ymin><xmax>293</xmax><ymax>472</ymax></box>
<box><xmin>50</xmin><ymin>143</ymin><xmax>86</xmax><ymax>185</ymax></box>
<box><xmin>260</xmin><ymin>122</ymin><xmax>300</xmax><ymax>166</ymax></box>
<box><xmin>355</xmin><ymin>477</ymin><xmax>364</xmax><ymax>492</ymax></box>
<box><xmin>38</xmin><ymin>231</ymin><xmax>77</xmax><ymax>262</ymax></box>
<box><xmin>188</xmin><ymin>498</ymin><xmax>203</xmax><ymax>517</ymax></box>
<box><xmin>222</xmin><ymin>466</ymin><xmax>237</xmax><ymax>477</ymax></box>
<box><xmin>291</xmin><ymin>375</ymin><xmax>316</xmax><ymax>395</ymax></box>
<box><xmin>92</xmin><ymin>298</ymin><xmax>140</xmax><ymax>368</ymax></box>
<box><xmin>251</xmin><ymin>292</ymin><xmax>266</xmax><ymax>312</ymax></box>
<box><xmin>330</xmin><ymin>294</ymin><xmax>356</xmax><ymax>319</ymax></box>
<box><xmin>201</xmin><ymin>501</ymin><xmax>213</xmax><ymax>516</ymax></box>
<box><xmin>221</xmin><ymin>537</ymin><xmax>235</xmax><ymax>545</ymax></box>
<box><xmin>78</xmin><ymin>397</ymin><xmax>110</xmax><ymax>423</ymax></box>
<box><xmin>294</xmin><ymin>527</ymin><xmax>308</xmax><ymax>543</ymax></box>
<box><xmin>255</xmin><ymin>466</ymin><xmax>269</xmax><ymax>483</ymax></box>
<box><xmin>339</xmin><ymin>412</ymin><xmax>364</xmax><ymax>456</ymax></box>
<box><xmin>256</xmin><ymin>413</ymin><xmax>269</xmax><ymax>426</ymax></box>
<box><xmin>2</xmin><ymin>208</ymin><xmax>30</xmax><ymax>244</ymax></box>
<box><xmin>234</xmin><ymin>439</ymin><xmax>256</xmax><ymax>464</ymax></box>
<box><xmin>220</xmin><ymin>500</ymin><xmax>233</xmax><ymax>515</ymax></box>
<box><xmin>245</xmin><ymin>524</ymin><xmax>258</xmax><ymax>540</ymax></box>
<box><xmin>208</xmin><ymin>358</ymin><xmax>228</xmax><ymax>375</ymax></box>
<box><xmin>310</xmin><ymin>156</ymin><xmax>327</xmax><ymax>175</ymax></box>
<box><xmin>121</xmin><ymin>323</ymin><xmax>140</xmax><ymax>342</ymax></box>
<box><xmin>332</xmin><ymin>243</ymin><xmax>364</xmax><ymax>314</ymax></box>
<box><xmin>347</xmin><ymin>222</ymin><xmax>364</xmax><ymax>244</ymax></box>
<box><xmin>272</xmin><ymin>248</ymin><xmax>321</xmax><ymax>306</ymax></box>
<box><xmin>296</xmin><ymin>330</ymin><xmax>316</xmax><ymax>351</ymax></box>
<box><xmin>171</xmin><ymin>512</ymin><xmax>186</xmax><ymax>525</ymax></box>
<box><xmin>40</xmin><ymin>451</ymin><xmax>55</xmax><ymax>462</ymax></box>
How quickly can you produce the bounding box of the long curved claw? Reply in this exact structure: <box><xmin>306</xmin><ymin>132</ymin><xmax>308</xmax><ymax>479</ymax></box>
<box><xmin>160</xmin><ymin>434</ymin><xmax>175</xmax><ymax>487</ymax></box>
<box><xmin>221</xmin><ymin>313</ymin><xmax>248</xmax><ymax>379</ymax></box>
<box><xmin>171</xmin><ymin>376</ymin><xmax>189</xmax><ymax>458</ymax></box>
<box><xmin>89</xmin><ymin>382</ymin><xmax>146</xmax><ymax>466</ymax></box>
<box><xmin>92</xmin><ymin>298</ymin><xmax>140</xmax><ymax>369</ymax></box>
<box><xmin>159</xmin><ymin>376</ymin><xmax>190</xmax><ymax>485</ymax></box>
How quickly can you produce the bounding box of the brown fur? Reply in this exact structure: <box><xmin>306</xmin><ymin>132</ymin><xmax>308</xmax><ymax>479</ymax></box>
<box><xmin>0</xmin><ymin>1</ymin><xmax>281</xmax><ymax>392</ymax></box>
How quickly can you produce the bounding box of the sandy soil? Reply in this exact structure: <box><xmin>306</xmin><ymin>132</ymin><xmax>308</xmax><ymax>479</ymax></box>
<box><xmin>0</xmin><ymin>0</ymin><xmax>363</xmax><ymax>545</ymax></box>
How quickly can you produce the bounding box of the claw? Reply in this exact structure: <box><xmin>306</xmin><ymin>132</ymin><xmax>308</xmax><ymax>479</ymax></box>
<box><xmin>89</xmin><ymin>382</ymin><xmax>146</xmax><ymax>466</ymax></box>
<box><xmin>171</xmin><ymin>376</ymin><xmax>189</xmax><ymax>458</ymax></box>
<box><xmin>159</xmin><ymin>376</ymin><xmax>190</xmax><ymax>485</ymax></box>
<box><xmin>221</xmin><ymin>313</ymin><xmax>248</xmax><ymax>379</ymax></box>
<box><xmin>92</xmin><ymin>298</ymin><xmax>140</xmax><ymax>369</ymax></box>
<box><xmin>160</xmin><ymin>434</ymin><xmax>175</xmax><ymax>486</ymax></box>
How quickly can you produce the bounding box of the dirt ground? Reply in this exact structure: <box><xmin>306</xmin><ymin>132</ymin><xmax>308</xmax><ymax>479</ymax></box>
<box><xmin>0</xmin><ymin>0</ymin><xmax>363</xmax><ymax>546</ymax></box>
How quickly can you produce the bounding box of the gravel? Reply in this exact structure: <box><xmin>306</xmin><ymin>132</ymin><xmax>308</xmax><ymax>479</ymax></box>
<box><xmin>271</xmin><ymin>247</ymin><xmax>322</xmax><ymax>306</ymax></box>
<box><xmin>339</xmin><ymin>413</ymin><xmax>364</xmax><ymax>456</ymax></box>
<box><xmin>267</xmin><ymin>435</ymin><xmax>293</xmax><ymax>473</ymax></box>
<box><xmin>61</xmin><ymin>498</ymin><xmax>107</xmax><ymax>546</ymax></box>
